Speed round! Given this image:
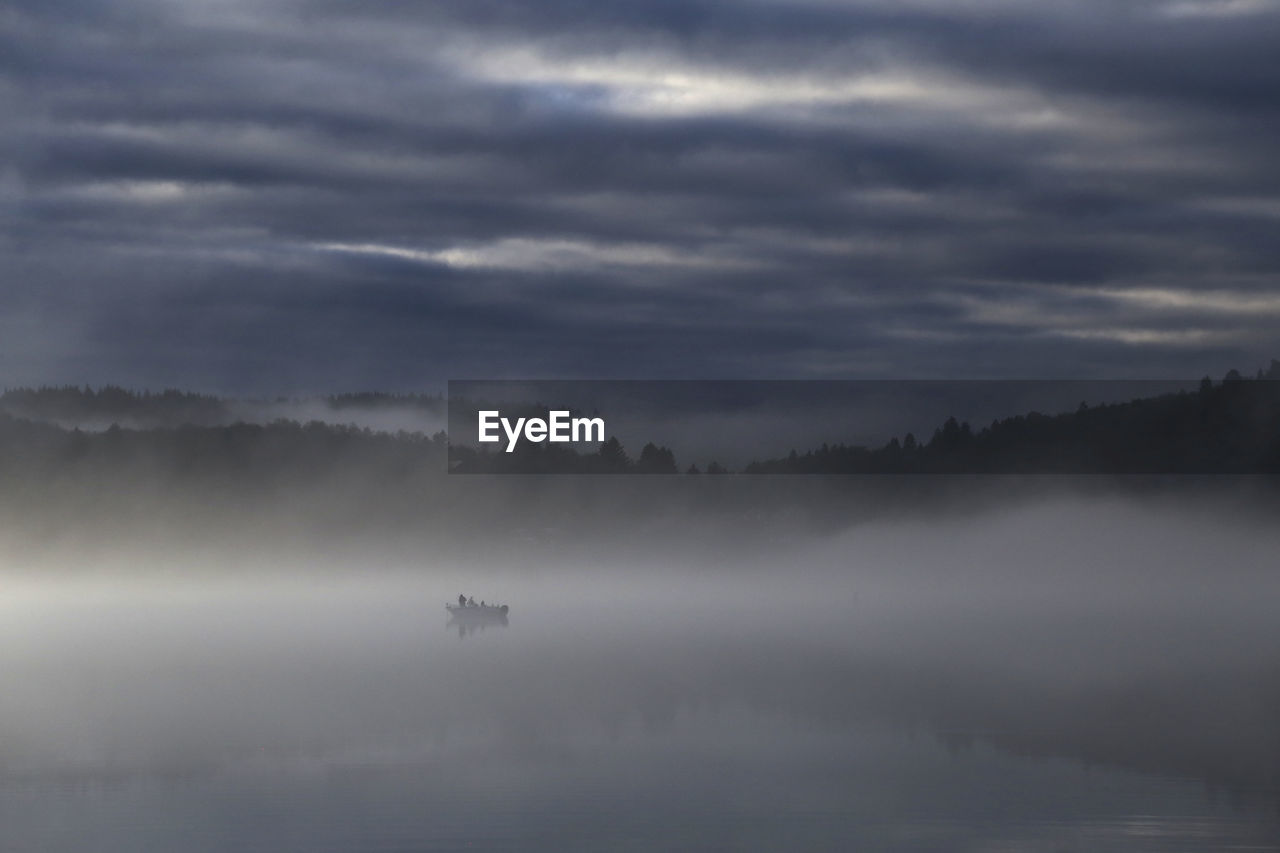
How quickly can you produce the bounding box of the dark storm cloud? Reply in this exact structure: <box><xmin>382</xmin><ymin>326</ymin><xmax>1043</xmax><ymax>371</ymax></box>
<box><xmin>3</xmin><ymin>0</ymin><xmax>1279</xmax><ymax>390</ymax></box>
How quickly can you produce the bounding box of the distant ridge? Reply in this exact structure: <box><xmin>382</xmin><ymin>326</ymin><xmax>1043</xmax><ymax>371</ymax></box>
<box><xmin>3</xmin><ymin>363</ymin><xmax>1278</xmax><ymax>475</ymax></box>
<box><xmin>745</xmin><ymin>362</ymin><xmax>1280</xmax><ymax>475</ymax></box>
<box><xmin>0</xmin><ymin>386</ymin><xmax>444</xmax><ymax>430</ymax></box>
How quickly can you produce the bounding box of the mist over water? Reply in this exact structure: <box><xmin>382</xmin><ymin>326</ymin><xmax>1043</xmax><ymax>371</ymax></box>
<box><xmin>3</xmin><ymin>495</ymin><xmax>1279</xmax><ymax>851</ymax></box>
<box><xmin>10</xmin><ymin>0</ymin><xmax>1280</xmax><ymax>845</ymax></box>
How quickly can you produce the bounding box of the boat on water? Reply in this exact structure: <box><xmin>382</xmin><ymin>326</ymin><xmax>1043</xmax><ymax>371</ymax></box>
<box><xmin>446</xmin><ymin>601</ymin><xmax>510</xmax><ymax>635</ymax></box>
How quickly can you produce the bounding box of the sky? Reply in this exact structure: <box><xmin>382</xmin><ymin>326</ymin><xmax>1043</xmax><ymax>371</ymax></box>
<box><xmin>3</xmin><ymin>0</ymin><xmax>1279</xmax><ymax>393</ymax></box>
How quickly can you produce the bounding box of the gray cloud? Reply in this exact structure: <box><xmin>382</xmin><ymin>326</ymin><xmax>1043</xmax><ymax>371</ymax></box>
<box><xmin>3</xmin><ymin>0</ymin><xmax>1279</xmax><ymax>390</ymax></box>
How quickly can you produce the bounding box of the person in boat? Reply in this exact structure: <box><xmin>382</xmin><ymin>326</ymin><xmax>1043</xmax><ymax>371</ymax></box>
<box><xmin>458</xmin><ymin>594</ymin><xmax>466</xmax><ymax>607</ymax></box>
<box><xmin>468</xmin><ymin>596</ymin><xmax>476</xmax><ymax>606</ymax></box>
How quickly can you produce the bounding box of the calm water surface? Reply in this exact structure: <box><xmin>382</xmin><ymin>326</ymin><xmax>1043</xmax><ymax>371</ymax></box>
<box><xmin>2</xmin><ymin>508</ymin><xmax>1279</xmax><ymax>851</ymax></box>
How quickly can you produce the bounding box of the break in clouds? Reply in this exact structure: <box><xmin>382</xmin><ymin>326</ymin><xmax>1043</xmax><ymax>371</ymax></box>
<box><xmin>3</xmin><ymin>0</ymin><xmax>1280</xmax><ymax>391</ymax></box>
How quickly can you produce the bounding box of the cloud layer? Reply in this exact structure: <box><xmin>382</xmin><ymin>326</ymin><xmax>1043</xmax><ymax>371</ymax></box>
<box><xmin>4</xmin><ymin>0</ymin><xmax>1279</xmax><ymax>390</ymax></box>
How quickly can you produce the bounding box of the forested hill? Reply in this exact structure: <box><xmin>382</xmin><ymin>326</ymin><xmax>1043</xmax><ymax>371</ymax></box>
<box><xmin>0</xmin><ymin>414</ymin><xmax>448</xmax><ymax>487</ymax></box>
<box><xmin>0</xmin><ymin>386</ymin><xmax>231</xmax><ymax>427</ymax></box>
<box><xmin>0</xmin><ymin>386</ymin><xmax>444</xmax><ymax>429</ymax></box>
<box><xmin>0</xmin><ymin>368</ymin><xmax>1277</xmax><ymax>549</ymax></box>
<box><xmin>746</xmin><ymin>364</ymin><xmax>1280</xmax><ymax>474</ymax></box>
<box><xmin>3</xmin><ymin>364</ymin><xmax>1279</xmax><ymax>480</ymax></box>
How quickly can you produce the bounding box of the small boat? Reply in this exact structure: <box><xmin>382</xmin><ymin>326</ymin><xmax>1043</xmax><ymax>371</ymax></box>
<box><xmin>446</xmin><ymin>601</ymin><xmax>510</xmax><ymax>636</ymax></box>
<box><xmin>445</xmin><ymin>602</ymin><xmax>509</xmax><ymax>616</ymax></box>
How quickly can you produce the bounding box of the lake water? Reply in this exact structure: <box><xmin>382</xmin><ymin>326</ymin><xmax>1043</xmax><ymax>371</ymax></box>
<box><xmin>2</xmin><ymin>499</ymin><xmax>1279</xmax><ymax>851</ymax></box>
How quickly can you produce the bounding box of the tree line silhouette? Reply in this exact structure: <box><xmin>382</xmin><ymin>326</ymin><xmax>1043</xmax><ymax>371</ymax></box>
<box><xmin>746</xmin><ymin>363</ymin><xmax>1280</xmax><ymax>474</ymax></box>
<box><xmin>2</xmin><ymin>362</ymin><xmax>1278</xmax><ymax>480</ymax></box>
<box><xmin>0</xmin><ymin>386</ymin><xmax>443</xmax><ymax>428</ymax></box>
<box><xmin>449</xmin><ymin>436</ymin><xmax>696</xmax><ymax>474</ymax></box>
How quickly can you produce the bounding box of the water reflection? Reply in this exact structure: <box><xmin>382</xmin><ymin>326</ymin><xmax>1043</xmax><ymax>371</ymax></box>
<box><xmin>1</xmin><ymin>544</ymin><xmax>1279</xmax><ymax>850</ymax></box>
<box><xmin>446</xmin><ymin>604</ymin><xmax>510</xmax><ymax>637</ymax></box>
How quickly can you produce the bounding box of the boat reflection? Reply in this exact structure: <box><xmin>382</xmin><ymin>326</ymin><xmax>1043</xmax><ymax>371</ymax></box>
<box><xmin>445</xmin><ymin>602</ymin><xmax>510</xmax><ymax>637</ymax></box>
